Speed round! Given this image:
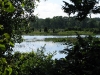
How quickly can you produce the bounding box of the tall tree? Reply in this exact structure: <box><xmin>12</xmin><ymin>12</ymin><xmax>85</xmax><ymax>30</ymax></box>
<box><xmin>0</xmin><ymin>0</ymin><xmax>40</xmax><ymax>57</ymax></box>
<box><xmin>62</xmin><ymin>0</ymin><xmax>100</xmax><ymax>21</ymax></box>
<box><xmin>0</xmin><ymin>0</ymin><xmax>40</xmax><ymax>74</ymax></box>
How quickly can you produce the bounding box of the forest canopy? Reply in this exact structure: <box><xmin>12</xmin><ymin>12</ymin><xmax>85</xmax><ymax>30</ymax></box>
<box><xmin>30</xmin><ymin>16</ymin><xmax>100</xmax><ymax>29</ymax></box>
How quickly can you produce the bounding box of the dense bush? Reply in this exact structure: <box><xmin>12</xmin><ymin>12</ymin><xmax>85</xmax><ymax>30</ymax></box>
<box><xmin>59</xmin><ymin>34</ymin><xmax>100</xmax><ymax>75</ymax></box>
<box><xmin>0</xmin><ymin>0</ymin><xmax>36</xmax><ymax>74</ymax></box>
<box><xmin>11</xmin><ymin>47</ymin><xmax>56</xmax><ymax>75</ymax></box>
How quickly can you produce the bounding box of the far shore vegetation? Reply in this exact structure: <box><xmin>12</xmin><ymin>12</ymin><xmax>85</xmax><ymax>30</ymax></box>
<box><xmin>24</xmin><ymin>30</ymin><xmax>94</xmax><ymax>35</ymax></box>
<box><xmin>25</xmin><ymin>16</ymin><xmax>100</xmax><ymax>36</ymax></box>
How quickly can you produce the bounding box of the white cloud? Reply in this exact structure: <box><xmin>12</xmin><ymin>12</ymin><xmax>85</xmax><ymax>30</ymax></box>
<box><xmin>91</xmin><ymin>14</ymin><xmax>100</xmax><ymax>18</ymax></box>
<box><xmin>34</xmin><ymin>1</ymin><xmax>68</xmax><ymax>19</ymax></box>
<box><xmin>34</xmin><ymin>1</ymin><xmax>100</xmax><ymax>19</ymax></box>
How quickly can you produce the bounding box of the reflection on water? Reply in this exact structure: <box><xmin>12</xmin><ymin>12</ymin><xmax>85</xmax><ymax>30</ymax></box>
<box><xmin>13</xmin><ymin>41</ymin><xmax>67</xmax><ymax>59</ymax></box>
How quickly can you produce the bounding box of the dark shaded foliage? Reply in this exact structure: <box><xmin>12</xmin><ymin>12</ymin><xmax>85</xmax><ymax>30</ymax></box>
<box><xmin>59</xmin><ymin>34</ymin><xmax>100</xmax><ymax>75</ymax></box>
<box><xmin>0</xmin><ymin>0</ymin><xmax>37</xmax><ymax>74</ymax></box>
<box><xmin>62</xmin><ymin>0</ymin><xmax>100</xmax><ymax>21</ymax></box>
<box><xmin>44</xmin><ymin>27</ymin><xmax>48</xmax><ymax>32</ymax></box>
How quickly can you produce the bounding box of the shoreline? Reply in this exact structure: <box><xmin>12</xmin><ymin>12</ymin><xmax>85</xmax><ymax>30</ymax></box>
<box><xmin>23</xmin><ymin>31</ymin><xmax>95</xmax><ymax>36</ymax></box>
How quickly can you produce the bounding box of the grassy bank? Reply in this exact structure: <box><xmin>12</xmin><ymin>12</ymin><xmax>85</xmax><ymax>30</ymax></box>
<box><xmin>25</xmin><ymin>30</ymin><xmax>94</xmax><ymax>36</ymax></box>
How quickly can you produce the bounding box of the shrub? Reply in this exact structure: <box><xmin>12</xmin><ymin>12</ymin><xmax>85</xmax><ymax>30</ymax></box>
<box><xmin>11</xmin><ymin>47</ymin><xmax>56</xmax><ymax>75</ymax></box>
<box><xmin>59</xmin><ymin>34</ymin><xmax>100</xmax><ymax>75</ymax></box>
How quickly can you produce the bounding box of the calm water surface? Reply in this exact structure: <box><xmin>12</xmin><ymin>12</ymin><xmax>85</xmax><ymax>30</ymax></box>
<box><xmin>13</xmin><ymin>35</ymin><xmax>69</xmax><ymax>59</ymax></box>
<box><xmin>13</xmin><ymin>35</ymin><xmax>99</xmax><ymax>59</ymax></box>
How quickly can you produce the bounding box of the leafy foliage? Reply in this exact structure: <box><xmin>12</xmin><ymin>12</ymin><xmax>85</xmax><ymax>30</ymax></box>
<box><xmin>0</xmin><ymin>0</ymin><xmax>39</xmax><ymax>74</ymax></box>
<box><xmin>0</xmin><ymin>0</ymin><xmax>38</xmax><ymax>57</ymax></box>
<box><xmin>11</xmin><ymin>48</ymin><xmax>55</xmax><ymax>75</ymax></box>
<box><xmin>62</xmin><ymin>0</ymin><xmax>100</xmax><ymax>20</ymax></box>
<box><xmin>0</xmin><ymin>58</ymin><xmax>12</xmax><ymax>75</ymax></box>
<box><xmin>59</xmin><ymin>34</ymin><xmax>100</xmax><ymax>75</ymax></box>
<box><xmin>1</xmin><ymin>0</ymin><xmax>100</xmax><ymax>75</ymax></box>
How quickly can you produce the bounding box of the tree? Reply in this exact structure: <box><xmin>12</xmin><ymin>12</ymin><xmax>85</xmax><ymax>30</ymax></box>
<box><xmin>0</xmin><ymin>0</ymin><xmax>38</xmax><ymax>57</ymax></box>
<box><xmin>62</xmin><ymin>0</ymin><xmax>100</xmax><ymax>21</ymax></box>
<box><xmin>44</xmin><ymin>27</ymin><xmax>48</xmax><ymax>32</ymax></box>
<box><xmin>0</xmin><ymin>0</ymin><xmax>39</xmax><ymax>74</ymax></box>
<box><xmin>45</xmin><ymin>18</ymin><xmax>51</xmax><ymax>28</ymax></box>
<box><xmin>59</xmin><ymin>34</ymin><xmax>100</xmax><ymax>75</ymax></box>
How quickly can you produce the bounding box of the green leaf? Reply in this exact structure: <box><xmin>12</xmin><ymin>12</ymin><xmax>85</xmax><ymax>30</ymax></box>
<box><xmin>1</xmin><ymin>58</ymin><xmax>7</xmax><ymax>64</ymax></box>
<box><xmin>7</xmin><ymin>67</ymin><xmax>12</xmax><ymax>75</ymax></box>
<box><xmin>3</xmin><ymin>33</ymin><xmax>10</xmax><ymax>40</ymax></box>
<box><xmin>0</xmin><ymin>44</ymin><xmax>6</xmax><ymax>51</ymax></box>
<box><xmin>0</xmin><ymin>25</ymin><xmax>4</xmax><ymax>30</ymax></box>
<box><xmin>0</xmin><ymin>40</ymin><xmax>3</xmax><ymax>43</ymax></box>
<box><xmin>21</xmin><ymin>3</ymin><xmax>25</xmax><ymax>7</ymax></box>
<box><xmin>20</xmin><ymin>55</ymin><xmax>24</xmax><ymax>60</ymax></box>
<box><xmin>8</xmin><ymin>2</ymin><xmax>15</xmax><ymax>12</ymax></box>
<box><xmin>2</xmin><ymin>0</ymin><xmax>15</xmax><ymax>12</ymax></box>
<box><xmin>9</xmin><ymin>42</ymin><xmax>14</xmax><ymax>47</ymax></box>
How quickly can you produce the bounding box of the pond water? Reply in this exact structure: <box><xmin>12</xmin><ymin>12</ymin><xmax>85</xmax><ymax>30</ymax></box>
<box><xmin>13</xmin><ymin>35</ymin><xmax>70</xmax><ymax>59</ymax></box>
<box><xmin>13</xmin><ymin>35</ymin><xmax>100</xmax><ymax>59</ymax></box>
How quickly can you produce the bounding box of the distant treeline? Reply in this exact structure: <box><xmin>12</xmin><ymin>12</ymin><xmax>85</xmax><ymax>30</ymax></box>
<box><xmin>29</xmin><ymin>16</ymin><xmax>100</xmax><ymax>34</ymax></box>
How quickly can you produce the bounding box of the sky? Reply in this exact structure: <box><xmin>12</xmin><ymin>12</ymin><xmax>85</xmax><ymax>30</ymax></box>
<box><xmin>34</xmin><ymin>0</ymin><xmax>100</xmax><ymax>19</ymax></box>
